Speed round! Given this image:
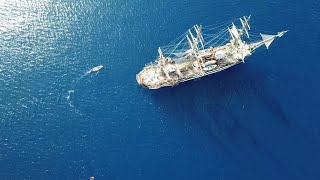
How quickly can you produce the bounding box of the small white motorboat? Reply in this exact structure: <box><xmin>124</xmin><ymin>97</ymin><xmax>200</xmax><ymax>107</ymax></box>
<box><xmin>88</xmin><ymin>65</ymin><xmax>103</xmax><ymax>73</ymax></box>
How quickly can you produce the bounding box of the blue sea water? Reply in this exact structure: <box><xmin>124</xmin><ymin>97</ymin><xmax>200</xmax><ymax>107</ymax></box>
<box><xmin>0</xmin><ymin>0</ymin><xmax>320</xmax><ymax>179</ymax></box>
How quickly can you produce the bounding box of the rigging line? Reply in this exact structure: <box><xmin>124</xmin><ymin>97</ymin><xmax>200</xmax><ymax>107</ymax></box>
<box><xmin>170</xmin><ymin>31</ymin><xmax>189</xmax><ymax>44</ymax></box>
<box><xmin>162</xmin><ymin>41</ymin><xmax>189</xmax><ymax>53</ymax></box>
<box><xmin>162</xmin><ymin>17</ymin><xmax>244</xmax><ymax>50</ymax></box>
<box><xmin>163</xmin><ymin>44</ymin><xmax>188</xmax><ymax>56</ymax></box>
<box><xmin>208</xmin><ymin>32</ymin><xmax>229</xmax><ymax>47</ymax></box>
<box><xmin>212</xmin><ymin>31</ymin><xmax>230</xmax><ymax>46</ymax></box>
<box><xmin>250</xmin><ymin>32</ymin><xmax>261</xmax><ymax>35</ymax></box>
<box><xmin>161</xmin><ymin>38</ymin><xmax>188</xmax><ymax>51</ymax></box>
<box><xmin>202</xmin><ymin>22</ymin><xmax>230</xmax><ymax>30</ymax></box>
<box><xmin>161</xmin><ymin>42</ymin><xmax>189</xmax><ymax>49</ymax></box>
<box><xmin>161</xmin><ymin>19</ymin><xmax>237</xmax><ymax>50</ymax></box>
<box><xmin>165</xmin><ymin>44</ymin><xmax>190</xmax><ymax>52</ymax></box>
<box><xmin>202</xmin><ymin>21</ymin><xmax>230</xmax><ymax>29</ymax></box>
<box><xmin>202</xmin><ymin>27</ymin><xmax>229</xmax><ymax>38</ymax></box>
<box><xmin>203</xmin><ymin>28</ymin><xmax>228</xmax><ymax>36</ymax></box>
<box><xmin>213</xmin><ymin>39</ymin><xmax>229</xmax><ymax>47</ymax></box>
<box><xmin>252</xmin><ymin>28</ymin><xmax>277</xmax><ymax>34</ymax></box>
<box><xmin>202</xmin><ymin>17</ymin><xmax>240</xmax><ymax>30</ymax></box>
<box><xmin>203</xmin><ymin>29</ymin><xmax>229</xmax><ymax>47</ymax></box>
<box><xmin>202</xmin><ymin>19</ymin><xmax>236</xmax><ymax>30</ymax></box>
<box><xmin>163</xmin><ymin>29</ymin><xmax>191</xmax><ymax>47</ymax></box>
<box><xmin>168</xmin><ymin>36</ymin><xmax>190</xmax><ymax>57</ymax></box>
<box><xmin>202</xmin><ymin>23</ymin><xmax>232</xmax><ymax>33</ymax></box>
<box><xmin>205</xmin><ymin>31</ymin><xmax>226</xmax><ymax>40</ymax></box>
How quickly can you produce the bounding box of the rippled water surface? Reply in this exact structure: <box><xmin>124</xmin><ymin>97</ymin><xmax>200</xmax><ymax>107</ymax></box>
<box><xmin>0</xmin><ymin>0</ymin><xmax>319</xmax><ymax>179</ymax></box>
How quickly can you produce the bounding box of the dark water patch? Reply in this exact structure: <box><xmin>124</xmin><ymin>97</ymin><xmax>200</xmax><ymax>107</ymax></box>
<box><xmin>151</xmin><ymin>64</ymin><xmax>289</xmax><ymax>139</ymax></box>
<box><xmin>260</xmin><ymin>93</ymin><xmax>290</xmax><ymax>127</ymax></box>
<box><xmin>148</xmin><ymin>63</ymin><xmax>299</xmax><ymax>176</ymax></box>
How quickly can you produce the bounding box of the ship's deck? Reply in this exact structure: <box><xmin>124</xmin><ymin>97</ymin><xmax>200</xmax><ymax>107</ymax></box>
<box><xmin>136</xmin><ymin>49</ymin><xmax>241</xmax><ymax>89</ymax></box>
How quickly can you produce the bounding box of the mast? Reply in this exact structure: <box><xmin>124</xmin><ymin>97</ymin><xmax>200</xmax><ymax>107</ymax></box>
<box><xmin>228</xmin><ymin>16</ymin><xmax>250</xmax><ymax>43</ymax></box>
<box><xmin>194</xmin><ymin>25</ymin><xmax>204</xmax><ymax>49</ymax></box>
<box><xmin>186</xmin><ymin>27</ymin><xmax>201</xmax><ymax>56</ymax></box>
<box><xmin>158</xmin><ymin>47</ymin><xmax>164</xmax><ymax>59</ymax></box>
<box><xmin>186</xmin><ymin>34</ymin><xmax>195</xmax><ymax>55</ymax></box>
<box><xmin>239</xmin><ymin>15</ymin><xmax>251</xmax><ymax>38</ymax></box>
<box><xmin>189</xmin><ymin>29</ymin><xmax>197</xmax><ymax>46</ymax></box>
<box><xmin>227</xmin><ymin>17</ymin><xmax>251</xmax><ymax>63</ymax></box>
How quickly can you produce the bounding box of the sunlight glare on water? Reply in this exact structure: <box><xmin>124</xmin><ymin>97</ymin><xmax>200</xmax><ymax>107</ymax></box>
<box><xmin>0</xmin><ymin>0</ymin><xmax>320</xmax><ymax>179</ymax></box>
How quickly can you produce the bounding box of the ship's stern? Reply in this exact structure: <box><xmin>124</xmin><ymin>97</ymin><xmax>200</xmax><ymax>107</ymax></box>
<box><xmin>136</xmin><ymin>72</ymin><xmax>145</xmax><ymax>87</ymax></box>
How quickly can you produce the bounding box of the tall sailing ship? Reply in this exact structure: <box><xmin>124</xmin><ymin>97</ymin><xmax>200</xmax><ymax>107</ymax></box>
<box><xmin>136</xmin><ymin>16</ymin><xmax>287</xmax><ymax>89</ymax></box>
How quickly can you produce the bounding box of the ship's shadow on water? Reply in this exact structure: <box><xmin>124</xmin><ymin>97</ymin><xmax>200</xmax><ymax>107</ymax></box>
<box><xmin>149</xmin><ymin>63</ymin><xmax>289</xmax><ymax>147</ymax></box>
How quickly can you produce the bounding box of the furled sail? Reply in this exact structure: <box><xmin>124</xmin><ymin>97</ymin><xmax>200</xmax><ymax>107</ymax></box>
<box><xmin>158</xmin><ymin>47</ymin><xmax>164</xmax><ymax>59</ymax></box>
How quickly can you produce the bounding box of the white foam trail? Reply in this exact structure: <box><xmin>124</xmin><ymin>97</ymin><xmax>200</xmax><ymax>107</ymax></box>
<box><xmin>65</xmin><ymin>67</ymin><xmax>101</xmax><ymax>112</ymax></box>
<box><xmin>67</xmin><ymin>89</ymin><xmax>75</xmax><ymax>107</ymax></box>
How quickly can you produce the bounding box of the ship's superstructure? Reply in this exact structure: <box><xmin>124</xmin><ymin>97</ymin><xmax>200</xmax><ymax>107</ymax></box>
<box><xmin>136</xmin><ymin>16</ymin><xmax>287</xmax><ymax>89</ymax></box>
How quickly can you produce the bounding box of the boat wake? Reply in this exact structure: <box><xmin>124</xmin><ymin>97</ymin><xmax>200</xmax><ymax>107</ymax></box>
<box><xmin>66</xmin><ymin>65</ymin><xmax>103</xmax><ymax>110</ymax></box>
<box><xmin>66</xmin><ymin>89</ymin><xmax>75</xmax><ymax>107</ymax></box>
